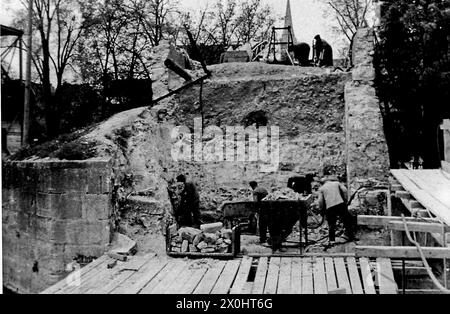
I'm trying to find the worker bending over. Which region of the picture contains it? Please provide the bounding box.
[176,174,201,228]
[317,174,355,245]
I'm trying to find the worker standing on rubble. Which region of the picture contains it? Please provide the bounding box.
[176,174,201,228]
[312,35,333,67]
[317,173,355,245]
[249,181,269,242]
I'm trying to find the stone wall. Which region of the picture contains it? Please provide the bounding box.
[345,28,390,192]
[2,158,113,293]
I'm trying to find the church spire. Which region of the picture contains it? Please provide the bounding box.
[282,0,297,44]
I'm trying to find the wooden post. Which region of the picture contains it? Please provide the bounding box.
[22,0,33,146]
[440,119,450,164]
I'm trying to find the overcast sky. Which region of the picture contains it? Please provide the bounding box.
[1,0,347,49]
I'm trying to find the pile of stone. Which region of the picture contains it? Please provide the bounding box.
[262,188,301,201]
[169,222,233,254]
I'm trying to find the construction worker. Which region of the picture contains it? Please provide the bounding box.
[312,35,333,67]
[176,174,201,228]
[317,173,355,245]
[288,43,311,66]
[249,181,269,242]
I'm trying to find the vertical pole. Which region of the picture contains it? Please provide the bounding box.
[443,225,448,288]
[19,35,23,82]
[22,0,33,146]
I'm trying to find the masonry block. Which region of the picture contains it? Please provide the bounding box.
[82,194,111,221]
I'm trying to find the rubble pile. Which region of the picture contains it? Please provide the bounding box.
[262,188,301,201]
[169,222,234,254]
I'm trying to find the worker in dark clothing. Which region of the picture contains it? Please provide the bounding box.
[288,43,311,66]
[313,35,333,67]
[317,175,355,245]
[176,174,201,228]
[249,181,269,242]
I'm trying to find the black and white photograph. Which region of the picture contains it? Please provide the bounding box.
[1,0,450,299]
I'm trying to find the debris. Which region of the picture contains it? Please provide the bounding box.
[181,240,189,253]
[263,188,301,201]
[193,233,204,246]
[108,252,128,262]
[109,233,137,256]
[168,224,233,255]
[200,222,223,233]
[178,227,202,242]
[203,233,219,245]
[107,260,117,269]
[189,244,199,252]
[197,241,208,250]
[221,229,233,240]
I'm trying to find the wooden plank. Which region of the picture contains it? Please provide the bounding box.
[140,260,185,294]
[346,257,363,294]
[290,257,302,294]
[211,260,241,294]
[387,221,450,233]
[230,257,253,294]
[87,254,154,294]
[391,170,450,226]
[179,267,208,294]
[277,258,292,294]
[355,246,450,259]
[312,258,327,294]
[149,261,189,294]
[264,257,280,294]
[241,282,254,294]
[376,258,398,294]
[194,261,226,294]
[407,170,450,207]
[252,257,268,294]
[301,258,313,294]
[41,255,110,294]
[110,258,168,294]
[165,260,199,294]
[61,257,116,294]
[359,258,376,294]
[357,215,437,227]
[334,258,351,294]
[324,257,337,293]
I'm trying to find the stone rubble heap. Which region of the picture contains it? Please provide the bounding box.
[169,222,233,254]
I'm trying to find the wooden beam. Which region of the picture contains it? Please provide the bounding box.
[355,246,450,259]
[395,191,412,200]
[390,184,404,192]
[387,221,450,234]
[357,215,438,227]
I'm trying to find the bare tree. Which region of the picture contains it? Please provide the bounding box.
[235,0,275,44]
[14,0,89,137]
[324,0,373,42]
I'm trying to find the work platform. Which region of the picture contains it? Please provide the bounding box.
[41,254,397,294]
[390,169,450,228]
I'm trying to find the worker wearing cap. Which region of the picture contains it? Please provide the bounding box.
[317,174,355,245]
[176,174,201,228]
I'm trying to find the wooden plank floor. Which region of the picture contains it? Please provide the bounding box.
[41,255,397,294]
